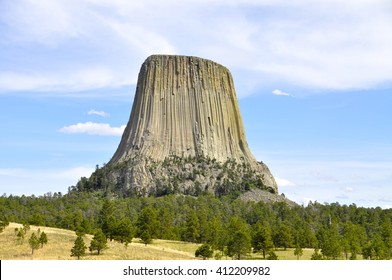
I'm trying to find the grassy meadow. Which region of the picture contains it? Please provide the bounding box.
[0,223,198,260]
[1,223,316,260]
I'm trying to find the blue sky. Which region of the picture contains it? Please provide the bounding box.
[0,0,391,208]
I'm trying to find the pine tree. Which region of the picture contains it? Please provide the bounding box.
[89,229,108,255]
[71,235,87,260]
[136,206,159,245]
[39,231,48,248]
[0,219,9,233]
[113,218,134,244]
[319,224,342,259]
[15,228,25,244]
[23,222,30,234]
[98,199,115,240]
[274,223,293,250]
[294,244,303,260]
[252,223,274,259]
[184,210,200,243]
[28,232,40,255]
[195,244,213,260]
[157,208,176,240]
[342,222,366,260]
[227,231,252,260]
[311,247,324,260]
[205,216,226,254]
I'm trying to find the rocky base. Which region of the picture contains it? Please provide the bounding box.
[101,155,276,198]
[238,188,297,207]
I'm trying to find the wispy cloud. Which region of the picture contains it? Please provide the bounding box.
[59,122,125,136]
[272,89,292,97]
[88,109,109,117]
[1,1,391,95]
[275,177,296,187]
[268,158,392,208]
[0,68,130,93]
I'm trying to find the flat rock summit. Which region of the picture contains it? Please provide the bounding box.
[105,55,278,197]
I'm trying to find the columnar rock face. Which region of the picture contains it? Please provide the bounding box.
[108,55,278,196]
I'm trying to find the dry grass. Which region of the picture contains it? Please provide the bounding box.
[274,248,314,260]
[246,248,313,260]
[1,223,328,260]
[0,223,196,260]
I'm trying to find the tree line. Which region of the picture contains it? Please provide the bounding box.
[1,192,391,259]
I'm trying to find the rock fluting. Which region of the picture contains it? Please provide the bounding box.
[107,55,278,196]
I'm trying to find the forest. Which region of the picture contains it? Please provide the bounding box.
[1,187,391,260]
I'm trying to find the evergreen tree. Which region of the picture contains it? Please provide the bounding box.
[252,222,274,259]
[30,213,44,226]
[15,228,25,244]
[227,231,252,260]
[98,199,115,240]
[195,244,213,260]
[0,216,9,233]
[274,223,293,250]
[136,206,159,245]
[318,224,342,259]
[381,220,392,257]
[28,232,40,255]
[362,235,389,260]
[184,210,200,243]
[23,222,30,234]
[89,229,108,255]
[294,244,303,260]
[205,216,226,253]
[113,218,134,244]
[71,235,87,260]
[39,231,48,248]
[342,222,366,260]
[77,218,92,235]
[311,247,324,260]
[157,208,176,240]
[197,208,209,243]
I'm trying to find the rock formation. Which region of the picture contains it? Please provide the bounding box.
[106,55,278,196]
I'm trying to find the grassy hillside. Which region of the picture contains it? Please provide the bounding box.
[0,223,317,260]
[0,223,198,260]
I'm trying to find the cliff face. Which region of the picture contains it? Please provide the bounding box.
[108,55,278,196]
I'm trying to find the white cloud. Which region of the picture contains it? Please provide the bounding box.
[0,67,130,93]
[275,177,296,187]
[88,109,109,117]
[59,122,125,136]
[272,89,292,96]
[99,17,176,57]
[0,72,56,92]
[267,158,392,208]
[1,0,392,95]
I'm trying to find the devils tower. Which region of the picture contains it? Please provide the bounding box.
[106,55,278,197]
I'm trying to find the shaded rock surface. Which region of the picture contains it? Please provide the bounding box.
[239,189,297,207]
[108,55,278,196]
